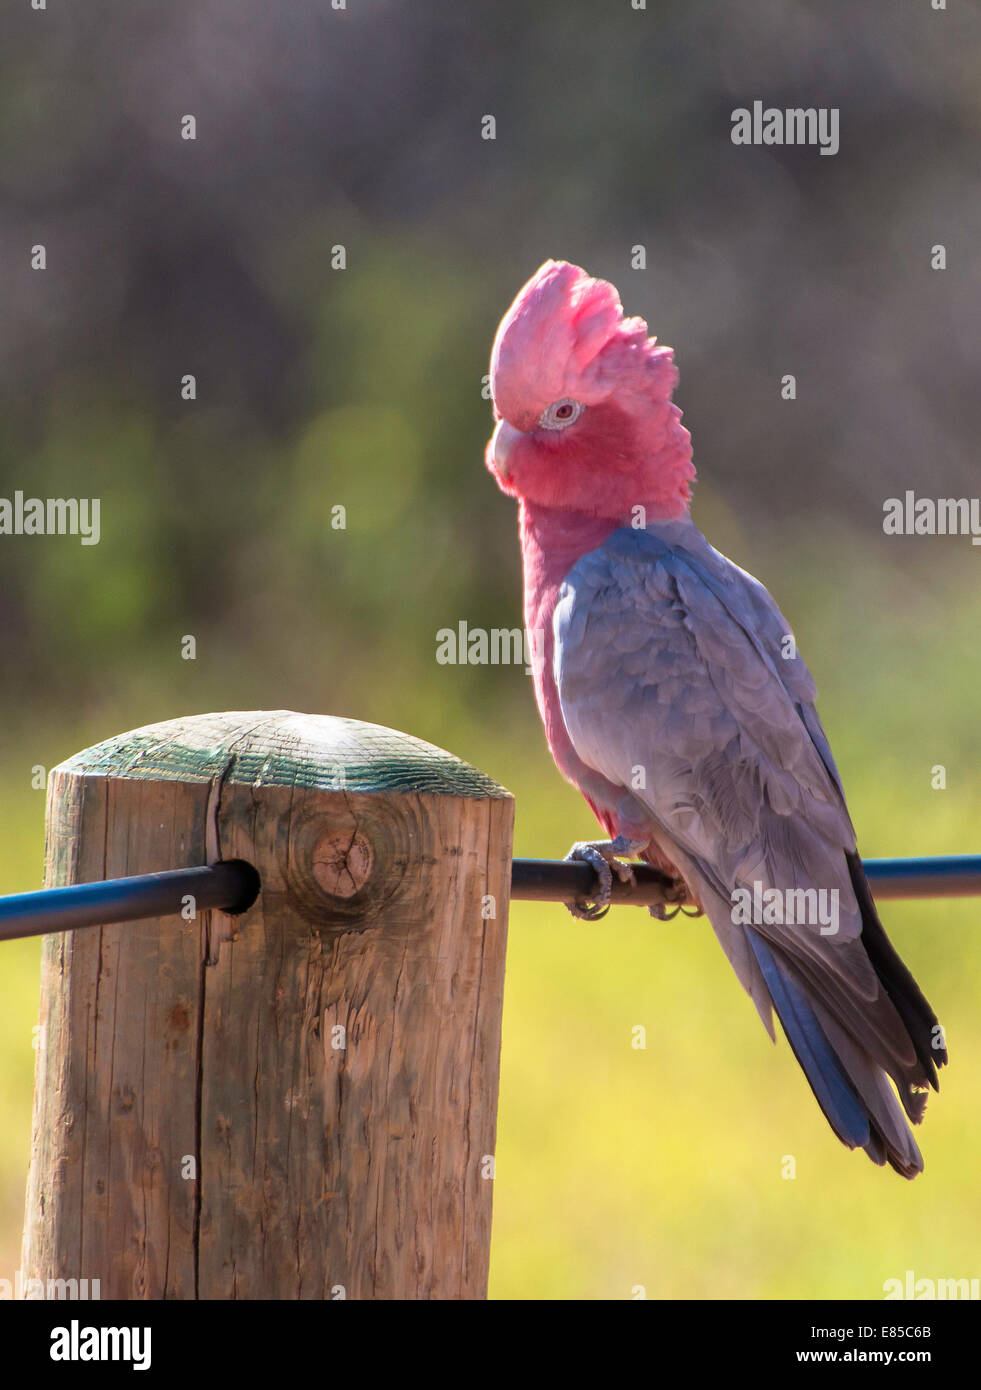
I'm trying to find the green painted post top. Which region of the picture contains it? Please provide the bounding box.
[55,710,512,800]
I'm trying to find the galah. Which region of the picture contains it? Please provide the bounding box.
[484,259,946,1176]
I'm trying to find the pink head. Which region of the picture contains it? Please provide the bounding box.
[485,260,694,520]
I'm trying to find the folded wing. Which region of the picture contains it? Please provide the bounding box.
[553,521,945,1175]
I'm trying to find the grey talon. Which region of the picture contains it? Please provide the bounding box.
[564,838,642,911]
[567,897,611,922]
[563,839,635,919]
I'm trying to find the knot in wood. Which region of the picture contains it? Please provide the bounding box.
[312,831,373,898]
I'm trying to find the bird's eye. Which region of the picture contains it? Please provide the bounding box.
[539,398,583,430]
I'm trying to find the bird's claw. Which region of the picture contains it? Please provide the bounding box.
[649,878,703,921]
[564,841,637,920]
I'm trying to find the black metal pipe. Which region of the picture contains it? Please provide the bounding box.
[0,861,260,944]
[511,858,674,906]
[0,854,977,945]
[508,854,981,908]
[863,855,981,899]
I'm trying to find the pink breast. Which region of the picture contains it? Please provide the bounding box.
[518,500,618,786]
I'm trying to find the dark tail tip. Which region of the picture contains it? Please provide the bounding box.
[846,851,948,1088]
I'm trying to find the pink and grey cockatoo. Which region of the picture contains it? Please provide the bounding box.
[485,260,946,1176]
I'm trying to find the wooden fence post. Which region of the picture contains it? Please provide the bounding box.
[21,710,514,1300]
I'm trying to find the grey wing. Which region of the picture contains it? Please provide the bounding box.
[553,524,938,1170]
[554,525,859,921]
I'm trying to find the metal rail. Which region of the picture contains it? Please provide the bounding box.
[0,855,978,944]
[0,862,260,944]
[510,854,981,907]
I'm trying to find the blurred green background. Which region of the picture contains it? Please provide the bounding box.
[1,0,979,1298]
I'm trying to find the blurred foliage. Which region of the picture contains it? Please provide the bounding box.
[0,0,979,1298]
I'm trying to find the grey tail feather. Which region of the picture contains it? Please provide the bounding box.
[749,926,926,1179]
[810,999,924,1179]
[846,850,948,1088]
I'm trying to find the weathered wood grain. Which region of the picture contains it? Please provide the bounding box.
[21,711,513,1300]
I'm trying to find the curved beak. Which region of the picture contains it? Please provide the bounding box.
[488,418,523,481]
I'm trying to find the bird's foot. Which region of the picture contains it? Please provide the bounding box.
[564,837,645,921]
[649,877,704,921]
